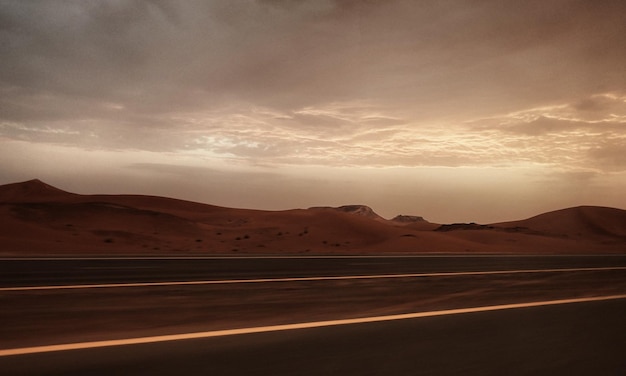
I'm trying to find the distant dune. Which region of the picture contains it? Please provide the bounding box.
[0,179,77,203]
[0,179,624,256]
[495,206,626,239]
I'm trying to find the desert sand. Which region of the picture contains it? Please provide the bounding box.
[0,179,624,256]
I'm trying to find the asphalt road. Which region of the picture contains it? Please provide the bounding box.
[1,298,625,375]
[1,255,626,375]
[2,254,626,286]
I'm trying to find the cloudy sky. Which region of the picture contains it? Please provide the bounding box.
[1,0,625,223]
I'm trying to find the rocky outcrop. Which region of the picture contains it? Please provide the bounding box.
[391,215,426,223]
[310,205,387,221]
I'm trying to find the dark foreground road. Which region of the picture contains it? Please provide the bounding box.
[1,298,625,375]
[1,255,625,374]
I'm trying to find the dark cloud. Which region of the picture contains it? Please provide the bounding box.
[588,140,626,170]
[572,95,626,118]
[0,0,625,196]
[2,0,624,121]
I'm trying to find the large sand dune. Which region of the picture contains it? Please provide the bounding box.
[0,179,624,255]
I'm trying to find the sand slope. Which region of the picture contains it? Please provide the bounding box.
[0,179,78,203]
[0,180,624,255]
[495,206,626,239]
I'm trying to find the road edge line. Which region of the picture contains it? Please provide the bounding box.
[3,266,626,291]
[2,294,626,357]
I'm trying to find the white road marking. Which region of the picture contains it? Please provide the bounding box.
[2,255,490,260]
[2,266,625,292]
[3,254,625,260]
[1,294,625,357]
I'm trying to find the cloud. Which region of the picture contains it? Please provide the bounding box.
[0,0,625,173]
[3,0,625,114]
[457,92,626,171]
[588,139,626,170]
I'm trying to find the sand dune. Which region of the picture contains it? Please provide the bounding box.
[0,179,624,255]
[495,206,626,239]
[0,179,78,203]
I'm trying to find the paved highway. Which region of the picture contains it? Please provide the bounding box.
[1,255,625,374]
[1,298,625,375]
[2,255,626,286]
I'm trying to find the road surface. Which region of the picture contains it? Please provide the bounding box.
[2,254,626,286]
[1,255,625,374]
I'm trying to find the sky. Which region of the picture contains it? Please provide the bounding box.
[1,0,625,223]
